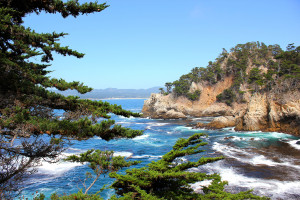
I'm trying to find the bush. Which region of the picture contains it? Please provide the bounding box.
[216,89,236,106]
[187,90,201,101]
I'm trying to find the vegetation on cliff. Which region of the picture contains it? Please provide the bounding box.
[164,42,299,104]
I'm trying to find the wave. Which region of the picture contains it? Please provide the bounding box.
[222,136,264,141]
[175,126,200,132]
[35,151,85,177]
[222,127,236,132]
[286,139,300,150]
[113,151,133,157]
[131,155,162,159]
[132,134,150,140]
[36,160,82,176]
[190,180,213,193]
[212,142,300,169]
[195,161,300,199]
[191,117,215,121]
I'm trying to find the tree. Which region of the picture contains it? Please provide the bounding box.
[110,133,267,200]
[0,1,143,198]
[165,82,173,94]
[64,149,140,195]
[159,87,165,95]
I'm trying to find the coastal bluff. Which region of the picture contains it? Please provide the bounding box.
[142,90,300,136]
[142,42,300,136]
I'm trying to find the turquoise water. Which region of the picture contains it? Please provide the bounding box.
[20,99,300,199]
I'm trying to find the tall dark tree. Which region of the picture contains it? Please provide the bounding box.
[165,82,173,94]
[0,1,142,198]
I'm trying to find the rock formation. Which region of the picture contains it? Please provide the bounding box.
[142,42,300,136]
[142,76,234,118]
[143,91,300,136]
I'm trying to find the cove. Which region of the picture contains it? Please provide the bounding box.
[20,99,300,199]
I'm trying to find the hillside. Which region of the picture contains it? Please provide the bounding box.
[53,87,161,99]
[142,42,300,135]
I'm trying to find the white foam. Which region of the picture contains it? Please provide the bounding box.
[148,122,170,126]
[212,142,300,169]
[132,155,162,159]
[287,140,300,150]
[191,117,215,121]
[231,136,244,141]
[113,151,133,157]
[190,180,213,192]
[172,157,188,165]
[250,155,277,166]
[212,142,252,158]
[175,126,199,132]
[116,121,131,124]
[222,136,264,141]
[222,127,236,132]
[132,134,150,140]
[266,131,293,139]
[145,122,170,130]
[35,152,83,176]
[198,161,300,199]
[36,160,82,176]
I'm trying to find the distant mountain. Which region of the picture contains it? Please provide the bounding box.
[52,87,161,99]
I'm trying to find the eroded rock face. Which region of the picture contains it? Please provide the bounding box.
[142,79,300,136]
[196,116,236,129]
[142,93,187,119]
[237,93,269,131]
[142,76,234,118]
[235,93,300,136]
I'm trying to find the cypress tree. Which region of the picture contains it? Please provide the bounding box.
[0,1,142,198]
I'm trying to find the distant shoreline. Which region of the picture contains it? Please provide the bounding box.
[85,97,148,100]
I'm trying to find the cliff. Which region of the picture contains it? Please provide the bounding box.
[142,42,300,136]
[142,76,237,118]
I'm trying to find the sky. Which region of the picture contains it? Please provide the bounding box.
[23,0,300,89]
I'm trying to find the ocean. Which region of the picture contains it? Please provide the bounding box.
[20,99,300,199]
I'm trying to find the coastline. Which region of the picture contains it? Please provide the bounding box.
[85,97,149,100]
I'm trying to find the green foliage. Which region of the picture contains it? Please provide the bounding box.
[168,41,299,106]
[159,87,168,95]
[65,149,140,195]
[48,191,103,200]
[110,133,267,200]
[0,1,144,198]
[187,89,201,101]
[165,82,173,94]
[172,78,191,97]
[216,89,236,106]
[275,43,300,79]
[248,67,264,91]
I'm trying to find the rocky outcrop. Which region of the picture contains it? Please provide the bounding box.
[142,93,188,119]
[196,116,236,129]
[236,95,300,135]
[235,93,269,131]
[141,42,300,136]
[142,76,234,118]
[142,90,300,136]
[195,92,300,135]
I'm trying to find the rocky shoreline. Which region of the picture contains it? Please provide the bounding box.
[142,89,300,136]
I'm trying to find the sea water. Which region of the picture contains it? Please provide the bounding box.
[19,99,300,199]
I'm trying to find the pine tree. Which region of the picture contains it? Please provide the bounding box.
[0,1,142,198]
[110,133,268,200]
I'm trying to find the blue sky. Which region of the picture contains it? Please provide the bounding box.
[24,0,300,89]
